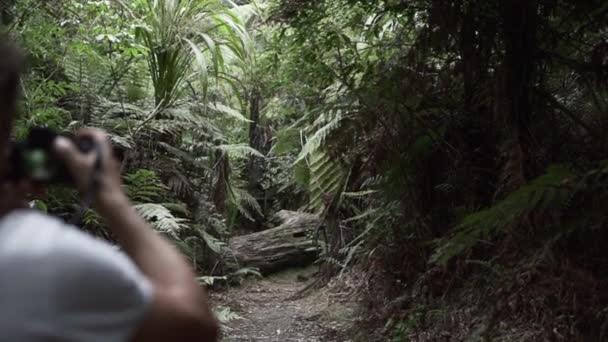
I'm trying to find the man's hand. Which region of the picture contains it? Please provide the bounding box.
[54,127,219,341]
[53,128,125,213]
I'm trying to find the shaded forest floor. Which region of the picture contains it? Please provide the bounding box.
[212,266,359,341]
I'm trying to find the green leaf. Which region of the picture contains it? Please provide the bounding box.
[198,32,219,77]
[184,38,209,100]
[32,200,48,213]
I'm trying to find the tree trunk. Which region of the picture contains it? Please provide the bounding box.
[494,0,539,198]
[500,0,538,141]
[212,149,230,216]
[226,211,321,275]
[246,86,270,231]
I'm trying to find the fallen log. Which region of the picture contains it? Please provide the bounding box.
[226,210,321,275]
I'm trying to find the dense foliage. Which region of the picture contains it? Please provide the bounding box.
[3,0,608,340]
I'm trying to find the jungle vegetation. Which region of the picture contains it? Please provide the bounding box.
[2,0,608,340]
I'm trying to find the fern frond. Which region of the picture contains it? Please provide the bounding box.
[189,223,227,254]
[294,110,344,164]
[430,164,574,265]
[209,102,251,122]
[134,203,188,238]
[64,48,110,94]
[213,306,242,331]
[307,150,349,213]
[229,186,263,221]
[167,170,194,197]
[214,144,265,159]
[197,275,227,286]
[160,202,191,216]
[124,169,168,203]
[109,134,135,149]
[338,239,364,277]
[148,119,183,136]
[230,267,262,278]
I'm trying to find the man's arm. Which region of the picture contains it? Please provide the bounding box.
[55,129,219,342]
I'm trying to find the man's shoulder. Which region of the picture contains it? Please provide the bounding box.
[0,209,64,232]
[0,209,103,255]
[0,209,71,258]
[0,211,153,341]
[0,209,127,276]
[0,209,152,302]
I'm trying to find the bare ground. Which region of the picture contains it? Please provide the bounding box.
[212,267,358,342]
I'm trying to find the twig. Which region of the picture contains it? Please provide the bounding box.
[132,100,165,136]
[114,0,136,19]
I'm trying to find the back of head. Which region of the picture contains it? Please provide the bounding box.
[0,39,23,173]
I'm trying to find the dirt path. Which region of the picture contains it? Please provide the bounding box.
[212,267,357,342]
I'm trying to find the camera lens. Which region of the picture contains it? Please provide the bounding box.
[24,149,52,182]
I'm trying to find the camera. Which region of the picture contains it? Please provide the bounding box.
[6,127,95,185]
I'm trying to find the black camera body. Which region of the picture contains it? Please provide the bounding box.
[7,127,95,185]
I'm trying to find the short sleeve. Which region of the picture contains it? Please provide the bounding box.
[47,221,154,342]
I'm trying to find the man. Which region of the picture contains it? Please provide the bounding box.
[0,42,219,340]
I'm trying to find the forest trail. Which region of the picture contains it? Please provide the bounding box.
[212,267,358,342]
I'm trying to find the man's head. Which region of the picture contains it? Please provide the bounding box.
[0,39,28,215]
[0,39,23,159]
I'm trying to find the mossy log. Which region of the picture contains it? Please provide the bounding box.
[227,210,321,275]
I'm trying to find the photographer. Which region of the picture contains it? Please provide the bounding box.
[0,42,219,341]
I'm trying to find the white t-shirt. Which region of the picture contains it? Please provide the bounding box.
[0,210,153,341]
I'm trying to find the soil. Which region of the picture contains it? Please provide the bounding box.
[212,266,358,342]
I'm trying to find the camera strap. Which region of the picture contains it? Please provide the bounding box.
[69,144,103,226]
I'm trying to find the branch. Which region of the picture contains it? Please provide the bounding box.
[540,49,608,74]
[535,88,597,138]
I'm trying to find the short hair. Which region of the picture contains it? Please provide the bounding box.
[0,39,23,145]
[0,39,22,110]
[0,39,23,176]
